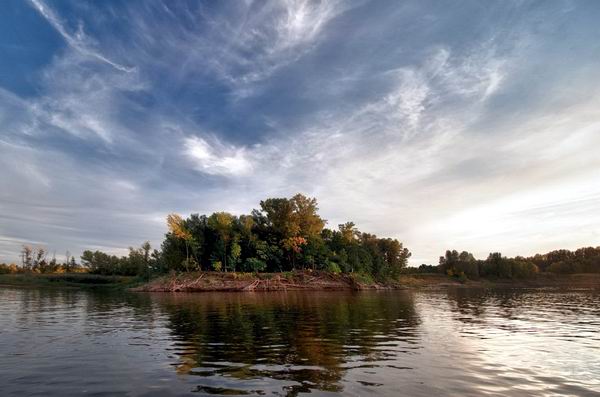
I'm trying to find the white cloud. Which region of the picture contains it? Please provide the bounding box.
[184,136,253,177]
[275,0,344,51]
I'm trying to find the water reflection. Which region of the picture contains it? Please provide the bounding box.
[153,291,421,395]
[1,287,599,396]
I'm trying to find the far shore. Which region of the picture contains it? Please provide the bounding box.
[1,271,599,292]
[0,273,140,289]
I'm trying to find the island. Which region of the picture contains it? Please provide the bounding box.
[1,194,599,291]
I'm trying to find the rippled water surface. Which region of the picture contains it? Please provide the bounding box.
[1,287,599,396]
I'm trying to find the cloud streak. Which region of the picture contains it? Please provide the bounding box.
[28,0,135,73]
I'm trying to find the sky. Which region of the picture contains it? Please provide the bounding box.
[1,0,600,265]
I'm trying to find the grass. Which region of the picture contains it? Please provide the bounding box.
[351,272,375,285]
[0,273,141,289]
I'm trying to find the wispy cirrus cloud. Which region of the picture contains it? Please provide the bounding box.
[202,0,351,89]
[28,0,135,73]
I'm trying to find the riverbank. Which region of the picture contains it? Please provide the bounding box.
[132,271,600,292]
[132,270,398,292]
[2,271,598,292]
[399,272,600,289]
[0,273,141,289]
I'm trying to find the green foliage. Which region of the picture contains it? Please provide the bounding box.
[229,241,242,272]
[326,261,342,274]
[65,194,411,279]
[436,249,548,280]
[439,250,479,279]
[154,193,411,279]
[0,273,138,288]
[81,242,156,276]
[352,271,374,285]
[182,258,199,272]
[403,264,438,274]
[242,257,266,273]
[511,260,539,278]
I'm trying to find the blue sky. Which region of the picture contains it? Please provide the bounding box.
[1,0,600,265]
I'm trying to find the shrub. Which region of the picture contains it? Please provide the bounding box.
[242,258,267,273]
[352,271,374,285]
[326,261,342,274]
[511,261,538,278]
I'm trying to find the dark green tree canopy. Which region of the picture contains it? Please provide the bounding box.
[155,193,409,279]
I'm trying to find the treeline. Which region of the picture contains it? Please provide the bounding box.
[433,246,600,279]
[80,242,158,276]
[82,194,411,280]
[6,194,598,282]
[0,246,81,274]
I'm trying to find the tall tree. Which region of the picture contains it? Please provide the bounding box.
[291,194,325,238]
[208,212,235,271]
[167,213,196,271]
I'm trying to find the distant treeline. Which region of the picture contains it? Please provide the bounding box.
[408,247,600,280]
[0,246,81,275]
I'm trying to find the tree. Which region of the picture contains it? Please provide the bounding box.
[155,193,413,278]
[229,241,242,272]
[208,212,235,271]
[142,241,151,263]
[291,194,325,238]
[69,257,78,272]
[34,248,47,273]
[259,197,299,240]
[283,236,307,269]
[483,252,511,278]
[21,246,33,271]
[439,250,478,278]
[339,222,359,243]
[167,213,196,271]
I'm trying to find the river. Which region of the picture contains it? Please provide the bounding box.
[0,287,599,396]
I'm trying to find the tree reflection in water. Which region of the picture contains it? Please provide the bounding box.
[151,291,421,395]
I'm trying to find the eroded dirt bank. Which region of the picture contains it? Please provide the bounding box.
[132,270,400,292]
[133,271,600,292]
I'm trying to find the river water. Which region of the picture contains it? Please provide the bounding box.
[0,287,599,396]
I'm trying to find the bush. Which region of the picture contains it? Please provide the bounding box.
[511,261,538,278]
[352,271,374,285]
[0,263,19,274]
[326,261,342,274]
[242,258,267,273]
[548,261,574,274]
[212,261,222,272]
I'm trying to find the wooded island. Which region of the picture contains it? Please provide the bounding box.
[1,194,599,290]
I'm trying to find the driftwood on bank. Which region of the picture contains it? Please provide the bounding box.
[132,270,398,292]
